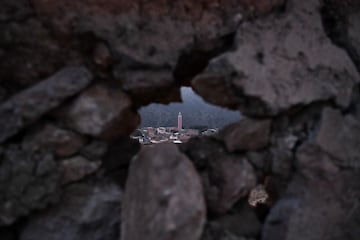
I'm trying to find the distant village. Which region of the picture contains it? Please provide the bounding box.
[131,112,218,144]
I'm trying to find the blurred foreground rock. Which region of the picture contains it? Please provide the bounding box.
[122,144,206,240]
[0,67,93,143]
[20,182,122,240]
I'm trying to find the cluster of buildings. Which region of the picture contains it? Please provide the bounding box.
[131,112,218,144]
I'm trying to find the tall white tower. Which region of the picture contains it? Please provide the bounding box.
[178,112,182,131]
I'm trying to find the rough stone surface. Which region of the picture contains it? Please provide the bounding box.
[22,124,87,158]
[61,156,101,184]
[193,0,360,116]
[20,182,122,240]
[181,138,256,214]
[204,155,257,214]
[80,140,108,161]
[315,107,360,168]
[263,108,360,240]
[0,146,61,226]
[122,144,206,240]
[62,85,139,139]
[0,67,93,143]
[217,118,272,152]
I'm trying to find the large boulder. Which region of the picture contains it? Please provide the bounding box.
[122,144,206,240]
[193,0,359,116]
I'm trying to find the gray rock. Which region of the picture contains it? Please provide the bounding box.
[263,108,360,240]
[122,144,206,240]
[61,156,101,184]
[62,84,139,139]
[181,137,257,214]
[22,124,87,158]
[204,155,257,214]
[193,0,359,116]
[0,67,93,143]
[315,107,360,169]
[0,146,61,226]
[20,182,122,240]
[217,118,272,152]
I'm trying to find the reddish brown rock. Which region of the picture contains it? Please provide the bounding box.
[61,156,101,184]
[122,144,206,240]
[62,85,139,139]
[217,118,272,152]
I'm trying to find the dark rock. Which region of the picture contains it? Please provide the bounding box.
[62,84,139,139]
[20,182,122,240]
[80,140,108,161]
[103,137,140,187]
[217,118,272,152]
[0,67,93,143]
[314,107,360,169]
[181,137,257,214]
[193,0,359,116]
[22,124,87,158]
[0,146,61,226]
[122,144,206,240]
[204,155,257,214]
[215,203,261,238]
[61,156,101,184]
[0,0,32,22]
[263,109,360,240]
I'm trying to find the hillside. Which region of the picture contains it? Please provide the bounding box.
[139,87,241,128]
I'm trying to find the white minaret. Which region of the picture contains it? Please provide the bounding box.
[178,112,182,131]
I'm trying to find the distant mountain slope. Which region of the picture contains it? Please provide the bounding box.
[139,87,241,128]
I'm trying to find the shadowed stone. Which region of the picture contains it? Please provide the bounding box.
[0,67,93,143]
[122,144,206,240]
[20,182,122,240]
[217,118,272,152]
[62,85,139,139]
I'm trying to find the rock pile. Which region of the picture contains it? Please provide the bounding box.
[0,0,359,240]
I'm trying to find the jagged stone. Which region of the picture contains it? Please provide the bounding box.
[263,108,360,240]
[0,67,93,143]
[0,145,61,226]
[204,155,257,214]
[217,118,272,152]
[20,182,122,240]
[315,107,360,169]
[62,84,139,139]
[181,137,257,214]
[122,144,206,240]
[61,156,101,184]
[22,124,87,158]
[193,0,359,116]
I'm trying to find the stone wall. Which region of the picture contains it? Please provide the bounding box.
[0,0,359,240]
